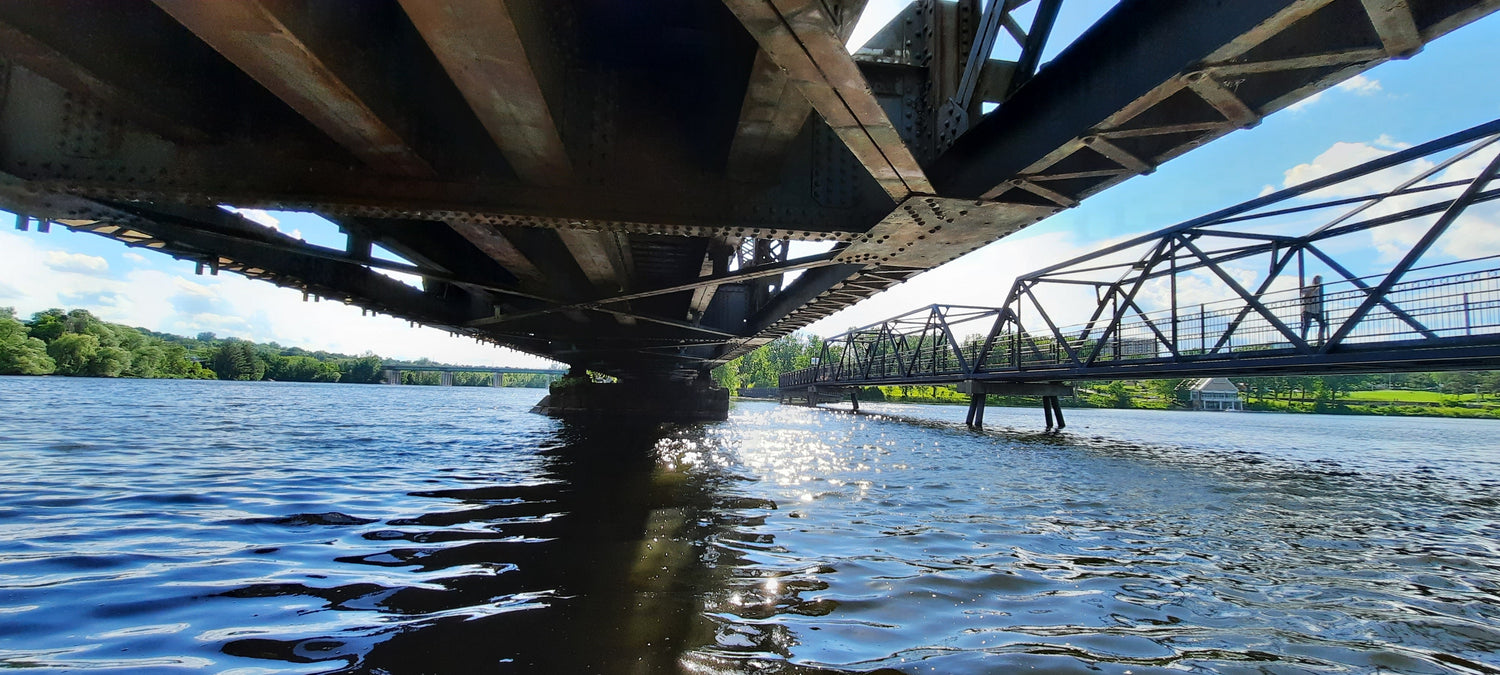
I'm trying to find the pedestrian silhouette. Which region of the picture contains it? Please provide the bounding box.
[1300,274,1326,345]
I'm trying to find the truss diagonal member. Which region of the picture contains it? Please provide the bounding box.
[975,308,1016,372]
[151,0,434,178]
[729,1,865,183]
[1304,244,1436,339]
[1006,0,1063,97]
[722,0,933,200]
[906,311,935,378]
[1124,298,1179,359]
[885,327,908,379]
[1312,134,1500,237]
[1210,247,1299,354]
[1019,119,1500,286]
[1081,240,1169,366]
[1177,235,1310,353]
[935,308,974,376]
[728,51,816,183]
[1022,285,1082,367]
[1322,148,1500,351]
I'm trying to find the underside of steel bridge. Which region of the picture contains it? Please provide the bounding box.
[2,0,1497,394]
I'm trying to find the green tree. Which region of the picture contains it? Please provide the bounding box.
[26,309,66,343]
[712,358,742,394]
[87,345,131,377]
[0,310,56,375]
[48,332,100,375]
[1103,380,1131,408]
[337,355,384,384]
[212,342,265,381]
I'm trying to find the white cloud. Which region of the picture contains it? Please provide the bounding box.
[1337,74,1383,96]
[121,251,149,264]
[1273,134,1500,265]
[802,227,1143,337]
[228,207,280,229]
[1286,75,1383,112]
[1286,90,1324,112]
[43,251,110,276]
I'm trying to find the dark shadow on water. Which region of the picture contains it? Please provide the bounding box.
[215,420,732,673]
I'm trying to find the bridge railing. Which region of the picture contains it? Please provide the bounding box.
[782,119,1500,390]
[781,263,1500,389]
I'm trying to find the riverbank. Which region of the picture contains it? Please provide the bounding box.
[778,385,1500,420]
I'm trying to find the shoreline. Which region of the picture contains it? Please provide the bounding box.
[734,394,1500,420]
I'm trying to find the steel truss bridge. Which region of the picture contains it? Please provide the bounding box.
[2,0,1498,386]
[779,118,1500,419]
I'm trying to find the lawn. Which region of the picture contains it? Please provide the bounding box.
[1345,389,1491,404]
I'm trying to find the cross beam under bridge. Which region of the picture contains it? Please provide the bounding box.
[780,117,1500,428]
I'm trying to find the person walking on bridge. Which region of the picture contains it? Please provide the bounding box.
[1300,274,1326,346]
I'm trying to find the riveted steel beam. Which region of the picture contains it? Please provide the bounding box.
[151,0,434,177]
[397,0,572,186]
[722,0,931,200]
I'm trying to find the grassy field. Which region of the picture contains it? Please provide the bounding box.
[1345,389,1492,404]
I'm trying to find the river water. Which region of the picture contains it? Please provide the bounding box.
[0,378,1497,674]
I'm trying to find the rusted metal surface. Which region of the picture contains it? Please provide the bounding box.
[151,0,434,177]
[726,51,813,182]
[722,0,933,200]
[397,0,572,186]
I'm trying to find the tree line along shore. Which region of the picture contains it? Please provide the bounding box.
[714,334,1500,420]
[0,307,555,387]
[5,309,1491,416]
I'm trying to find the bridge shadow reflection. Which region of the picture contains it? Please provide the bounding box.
[215,420,737,673]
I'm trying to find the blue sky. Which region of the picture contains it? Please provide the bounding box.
[3,4,1499,363]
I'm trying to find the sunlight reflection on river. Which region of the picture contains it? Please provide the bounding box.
[0,378,1496,673]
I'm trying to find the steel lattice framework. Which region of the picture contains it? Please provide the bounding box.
[782,117,1500,390]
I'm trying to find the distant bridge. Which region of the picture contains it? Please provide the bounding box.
[781,118,1500,429]
[381,365,565,386]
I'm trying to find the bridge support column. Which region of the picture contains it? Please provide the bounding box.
[1044,395,1066,432]
[964,380,987,429]
[440,371,454,386]
[850,390,859,412]
[960,381,1074,430]
[493,372,503,387]
[531,369,728,422]
[384,369,401,385]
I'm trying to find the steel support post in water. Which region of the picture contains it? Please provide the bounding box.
[1044,395,1066,432]
[965,380,988,430]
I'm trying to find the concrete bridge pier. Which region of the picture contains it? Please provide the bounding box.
[532,368,729,422]
[384,369,401,385]
[493,372,503,387]
[440,371,454,386]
